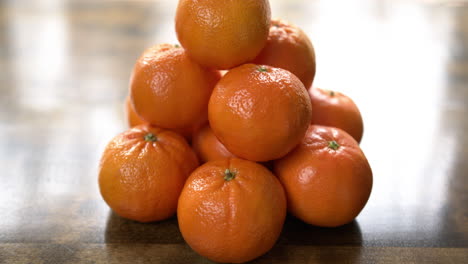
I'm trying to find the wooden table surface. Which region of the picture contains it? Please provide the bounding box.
[1,0,467,263]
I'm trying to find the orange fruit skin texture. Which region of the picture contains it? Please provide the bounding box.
[178,158,286,263]
[125,96,146,127]
[125,96,199,141]
[130,44,220,131]
[253,19,316,88]
[98,124,199,223]
[191,124,236,163]
[274,125,373,227]
[309,87,364,143]
[208,64,312,162]
[175,0,271,70]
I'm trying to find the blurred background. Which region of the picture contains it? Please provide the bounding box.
[0,0,467,262]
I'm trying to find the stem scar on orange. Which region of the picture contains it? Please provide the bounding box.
[177,158,286,263]
[98,124,199,223]
[274,125,373,227]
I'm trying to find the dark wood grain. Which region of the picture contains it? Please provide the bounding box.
[1,244,467,264]
[1,0,467,263]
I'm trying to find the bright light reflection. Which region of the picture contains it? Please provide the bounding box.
[8,2,68,112]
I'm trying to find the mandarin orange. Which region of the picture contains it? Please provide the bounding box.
[191,124,236,163]
[253,18,316,88]
[178,158,286,263]
[98,124,198,222]
[130,44,220,131]
[274,125,372,227]
[309,87,364,142]
[175,0,271,69]
[208,64,312,162]
[124,95,197,141]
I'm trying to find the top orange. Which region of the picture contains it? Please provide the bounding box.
[175,0,271,70]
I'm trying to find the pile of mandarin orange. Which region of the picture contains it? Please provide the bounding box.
[98,0,372,263]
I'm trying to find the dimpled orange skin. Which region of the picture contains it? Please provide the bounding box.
[208,64,312,162]
[309,87,364,143]
[274,125,372,227]
[175,0,271,69]
[191,124,236,163]
[253,19,316,88]
[98,124,199,223]
[124,96,197,141]
[130,44,220,130]
[177,158,286,263]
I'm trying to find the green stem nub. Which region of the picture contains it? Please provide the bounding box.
[328,140,340,150]
[144,133,157,142]
[329,91,335,97]
[258,66,268,72]
[224,169,237,181]
[174,44,180,48]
